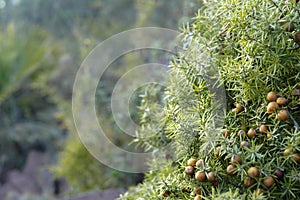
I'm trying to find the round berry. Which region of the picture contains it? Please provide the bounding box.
[284,148,292,156]
[247,128,256,139]
[291,89,300,96]
[231,155,242,164]
[222,130,230,138]
[259,125,268,134]
[185,166,194,175]
[291,153,300,163]
[235,103,244,112]
[263,176,275,188]
[187,158,197,166]
[226,164,236,175]
[267,102,278,113]
[196,159,204,168]
[240,141,249,148]
[161,190,170,197]
[195,171,206,182]
[247,167,259,178]
[244,177,255,187]
[194,187,201,195]
[194,194,202,200]
[294,32,300,45]
[277,110,289,121]
[207,171,216,182]
[276,97,288,106]
[285,23,295,32]
[267,92,277,102]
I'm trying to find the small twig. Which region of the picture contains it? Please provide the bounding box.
[287,108,299,132]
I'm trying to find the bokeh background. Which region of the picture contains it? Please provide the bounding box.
[0,0,201,199]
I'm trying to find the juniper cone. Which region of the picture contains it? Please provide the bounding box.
[119,0,300,199]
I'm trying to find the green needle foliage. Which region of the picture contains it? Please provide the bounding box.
[120,0,300,199]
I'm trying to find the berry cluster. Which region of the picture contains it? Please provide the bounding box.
[184,158,219,199]
[185,86,300,200]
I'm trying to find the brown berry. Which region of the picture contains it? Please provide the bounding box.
[235,103,244,112]
[292,89,300,96]
[295,32,300,45]
[223,130,230,138]
[161,190,170,197]
[231,155,242,164]
[195,171,206,182]
[194,187,201,195]
[207,172,216,182]
[267,92,277,102]
[247,167,259,178]
[181,187,189,193]
[284,148,292,156]
[247,128,256,139]
[291,153,300,162]
[263,176,275,187]
[185,166,194,175]
[244,177,255,187]
[286,23,295,32]
[259,125,268,134]
[226,164,236,175]
[240,141,249,148]
[267,102,278,113]
[276,97,287,106]
[187,158,197,166]
[194,194,202,200]
[196,159,203,168]
[277,110,289,121]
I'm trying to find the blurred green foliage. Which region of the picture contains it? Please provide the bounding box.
[50,0,202,193]
[0,23,63,184]
[54,132,144,193]
[0,0,203,195]
[0,24,52,103]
